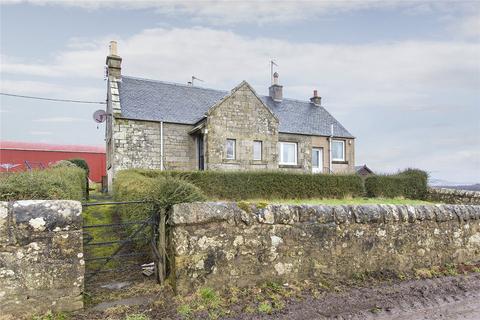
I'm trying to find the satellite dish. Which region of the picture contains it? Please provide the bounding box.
[93,110,107,123]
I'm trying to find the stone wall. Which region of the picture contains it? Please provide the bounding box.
[427,188,480,205]
[169,202,480,294]
[206,82,279,171]
[112,118,162,175]
[109,119,196,185]
[163,123,196,171]
[0,200,84,318]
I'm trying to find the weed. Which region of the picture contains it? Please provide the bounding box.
[177,304,192,318]
[125,314,150,320]
[444,263,458,276]
[237,201,252,213]
[244,305,256,314]
[473,267,480,273]
[264,281,282,292]
[370,306,383,314]
[258,301,273,314]
[198,287,221,307]
[32,311,69,320]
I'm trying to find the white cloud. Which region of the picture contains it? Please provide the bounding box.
[452,13,480,39]
[30,130,52,135]
[32,117,88,123]
[0,79,104,100]
[2,27,478,108]
[2,0,473,25]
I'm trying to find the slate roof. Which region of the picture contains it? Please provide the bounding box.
[119,76,354,138]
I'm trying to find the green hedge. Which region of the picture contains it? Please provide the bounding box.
[364,169,428,199]
[68,158,90,199]
[0,166,87,201]
[124,169,365,200]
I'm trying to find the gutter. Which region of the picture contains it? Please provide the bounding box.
[160,121,164,171]
[329,124,333,174]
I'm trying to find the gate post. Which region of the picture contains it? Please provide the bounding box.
[156,207,167,284]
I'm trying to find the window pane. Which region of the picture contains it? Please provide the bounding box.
[280,142,296,164]
[253,141,262,160]
[226,139,235,159]
[312,150,319,167]
[332,141,344,160]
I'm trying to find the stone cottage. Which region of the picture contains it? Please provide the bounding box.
[105,41,355,189]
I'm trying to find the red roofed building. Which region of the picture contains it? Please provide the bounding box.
[0,141,106,182]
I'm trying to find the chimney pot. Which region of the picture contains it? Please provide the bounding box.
[109,41,118,56]
[106,41,122,78]
[269,72,283,102]
[310,89,321,106]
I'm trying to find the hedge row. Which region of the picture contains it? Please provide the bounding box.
[0,166,87,201]
[364,169,428,199]
[128,169,365,200]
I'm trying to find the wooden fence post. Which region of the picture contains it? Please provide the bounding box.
[157,208,167,284]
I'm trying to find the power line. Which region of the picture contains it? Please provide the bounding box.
[0,92,106,105]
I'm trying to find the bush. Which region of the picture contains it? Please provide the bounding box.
[364,169,428,199]
[0,166,86,201]
[68,158,90,175]
[68,158,90,199]
[124,169,365,200]
[113,170,206,221]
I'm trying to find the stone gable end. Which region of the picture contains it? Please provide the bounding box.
[205,82,279,170]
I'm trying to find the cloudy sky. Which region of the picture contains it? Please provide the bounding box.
[1,0,479,184]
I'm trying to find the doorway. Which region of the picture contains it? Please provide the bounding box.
[312,147,323,173]
[197,135,205,170]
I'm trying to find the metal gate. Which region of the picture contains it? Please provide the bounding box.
[82,201,166,284]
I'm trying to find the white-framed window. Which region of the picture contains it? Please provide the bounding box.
[226,139,236,159]
[332,140,345,161]
[279,142,297,165]
[253,140,262,161]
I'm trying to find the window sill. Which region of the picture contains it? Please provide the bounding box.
[223,159,240,164]
[279,164,302,169]
[332,160,348,164]
[250,160,267,165]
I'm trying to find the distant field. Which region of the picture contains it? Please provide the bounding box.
[245,198,437,205]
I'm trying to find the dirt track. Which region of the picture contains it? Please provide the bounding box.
[257,273,480,320]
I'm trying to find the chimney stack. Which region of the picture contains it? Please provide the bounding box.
[106,40,122,78]
[269,72,283,102]
[310,90,321,106]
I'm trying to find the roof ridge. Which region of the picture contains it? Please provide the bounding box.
[123,75,320,105]
[122,75,229,93]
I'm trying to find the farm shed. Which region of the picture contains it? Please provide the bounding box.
[0,140,106,182]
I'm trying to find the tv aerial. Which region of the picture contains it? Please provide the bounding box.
[188,76,204,86]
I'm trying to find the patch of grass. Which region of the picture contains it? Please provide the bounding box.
[258,301,273,314]
[177,304,192,318]
[175,287,227,319]
[125,314,150,320]
[82,204,119,271]
[444,263,459,276]
[32,311,69,320]
[198,287,222,308]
